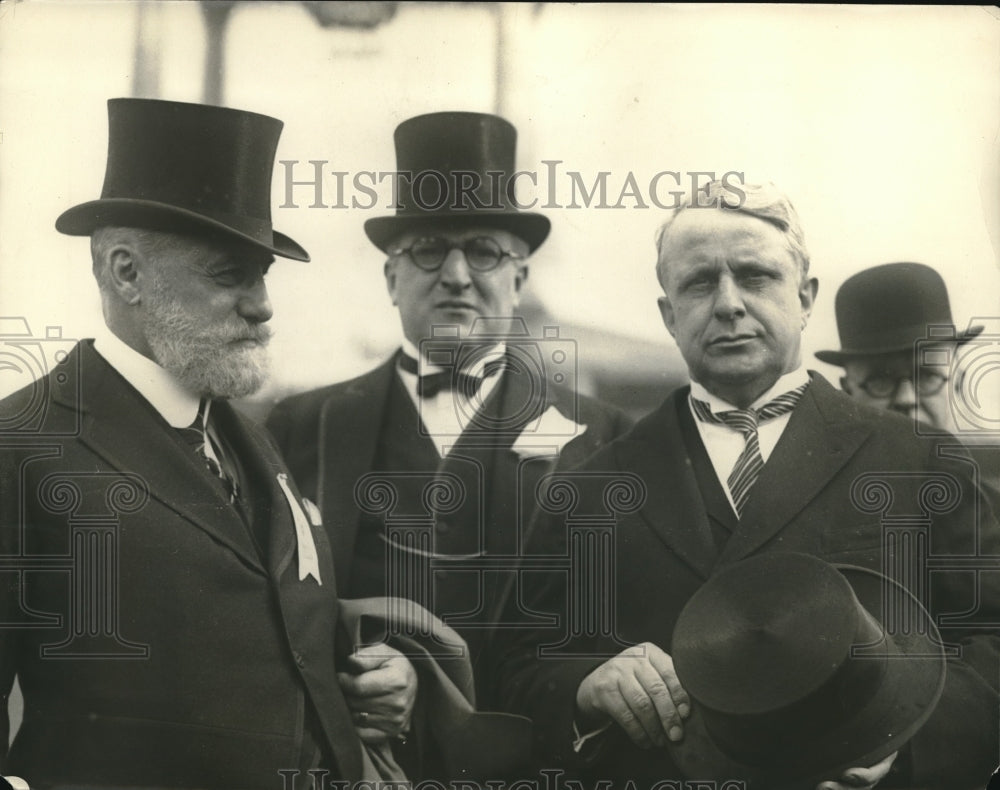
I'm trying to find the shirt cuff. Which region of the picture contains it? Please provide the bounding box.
[572,719,613,753]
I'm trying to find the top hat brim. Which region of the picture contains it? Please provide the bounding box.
[55,199,310,262]
[667,563,946,789]
[363,211,551,255]
[815,324,984,366]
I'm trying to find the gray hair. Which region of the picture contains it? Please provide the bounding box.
[653,180,810,289]
[90,226,176,290]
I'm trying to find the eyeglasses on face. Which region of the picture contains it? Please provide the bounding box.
[857,370,948,398]
[388,236,525,273]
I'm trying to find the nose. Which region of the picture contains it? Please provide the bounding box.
[713,275,746,320]
[438,247,472,291]
[238,277,273,324]
[891,377,917,409]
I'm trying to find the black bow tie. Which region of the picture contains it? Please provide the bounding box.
[399,354,504,399]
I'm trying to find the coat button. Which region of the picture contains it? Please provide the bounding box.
[294,652,305,668]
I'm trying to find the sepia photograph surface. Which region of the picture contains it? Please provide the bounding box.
[1,2,999,788]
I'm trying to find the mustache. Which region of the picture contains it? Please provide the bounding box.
[229,322,272,344]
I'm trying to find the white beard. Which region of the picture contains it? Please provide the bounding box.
[143,280,272,399]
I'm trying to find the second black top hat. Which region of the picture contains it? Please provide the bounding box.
[363,112,550,254]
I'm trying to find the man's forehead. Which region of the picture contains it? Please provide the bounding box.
[660,209,795,276]
[672,208,785,242]
[660,208,794,264]
[158,231,274,268]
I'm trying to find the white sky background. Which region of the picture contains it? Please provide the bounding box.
[1,1,998,407]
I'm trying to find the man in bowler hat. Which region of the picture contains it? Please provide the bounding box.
[815,262,984,434]
[267,112,631,710]
[0,98,417,787]
[494,181,1000,789]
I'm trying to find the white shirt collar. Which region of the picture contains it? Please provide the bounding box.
[92,331,201,428]
[690,367,810,414]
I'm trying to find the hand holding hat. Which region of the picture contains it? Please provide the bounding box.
[667,552,945,790]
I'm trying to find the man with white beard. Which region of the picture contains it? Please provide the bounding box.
[0,99,416,788]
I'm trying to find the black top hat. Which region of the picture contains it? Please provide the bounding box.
[668,552,945,789]
[363,112,550,254]
[56,98,309,261]
[815,262,982,365]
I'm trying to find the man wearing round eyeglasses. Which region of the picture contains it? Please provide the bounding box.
[815,262,981,433]
[384,229,530,352]
[267,112,631,724]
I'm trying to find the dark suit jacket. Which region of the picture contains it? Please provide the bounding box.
[0,341,363,788]
[496,374,1000,790]
[267,351,633,705]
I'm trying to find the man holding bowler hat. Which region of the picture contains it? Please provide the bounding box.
[267,112,631,710]
[0,98,416,788]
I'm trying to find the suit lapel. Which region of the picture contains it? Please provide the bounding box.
[317,355,398,592]
[616,391,719,579]
[719,374,874,564]
[212,400,298,578]
[443,358,555,548]
[66,342,264,572]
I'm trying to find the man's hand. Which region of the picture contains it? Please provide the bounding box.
[815,751,898,790]
[575,642,690,749]
[338,643,417,745]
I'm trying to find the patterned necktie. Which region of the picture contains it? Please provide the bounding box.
[691,384,808,516]
[178,399,240,504]
[399,354,504,399]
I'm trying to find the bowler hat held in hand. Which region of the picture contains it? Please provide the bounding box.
[668,552,945,789]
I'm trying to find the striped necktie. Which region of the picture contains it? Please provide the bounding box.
[178,399,240,504]
[690,384,808,517]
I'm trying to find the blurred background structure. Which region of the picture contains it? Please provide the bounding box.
[1,2,998,424]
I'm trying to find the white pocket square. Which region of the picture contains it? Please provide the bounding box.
[511,406,586,459]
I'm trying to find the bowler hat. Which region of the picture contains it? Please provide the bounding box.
[668,552,945,789]
[363,112,550,253]
[56,98,309,261]
[815,262,982,365]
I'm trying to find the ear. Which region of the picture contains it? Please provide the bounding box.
[658,295,677,338]
[384,258,399,306]
[510,263,529,309]
[799,276,819,326]
[106,244,143,306]
[514,263,529,292]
